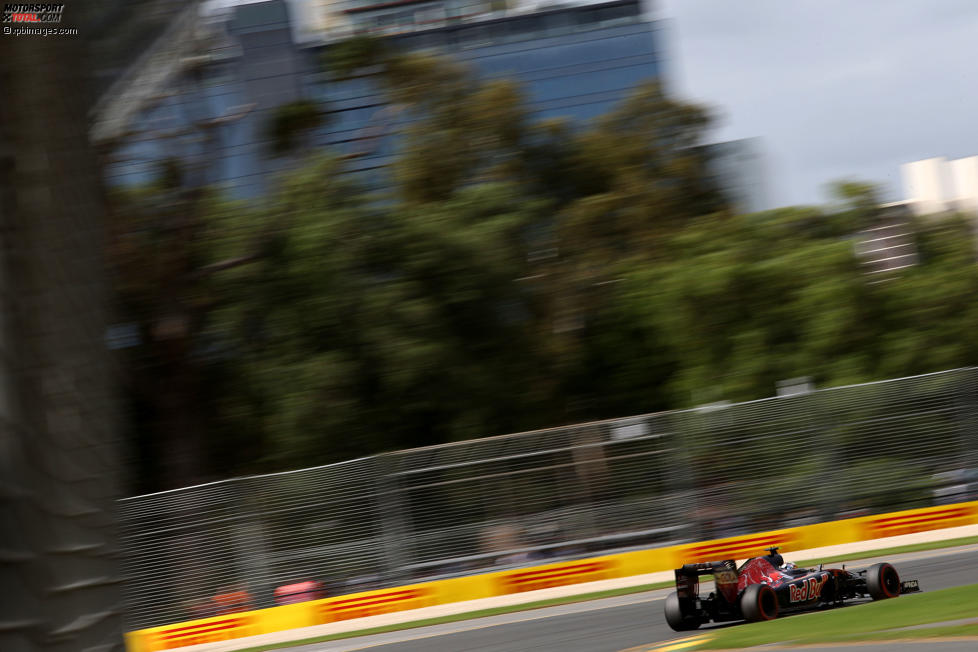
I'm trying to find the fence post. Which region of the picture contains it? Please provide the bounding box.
[375,454,411,586]
[569,424,604,540]
[955,368,978,471]
[811,387,844,523]
[232,478,273,608]
[666,409,702,542]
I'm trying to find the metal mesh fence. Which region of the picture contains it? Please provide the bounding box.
[119,367,978,629]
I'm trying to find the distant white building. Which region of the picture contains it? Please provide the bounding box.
[854,218,918,279]
[949,156,978,214]
[899,156,978,217]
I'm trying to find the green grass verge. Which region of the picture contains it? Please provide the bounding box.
[850,623,978,642]
[699,584,978,649]
[234,536,978,652]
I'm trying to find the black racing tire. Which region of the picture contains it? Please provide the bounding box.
[741,583,779,623]
[664,591,702,631]
[866,562,901,600]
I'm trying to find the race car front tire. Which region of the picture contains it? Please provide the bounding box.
[866,563,901,600]
[664,591,701,631]
[741,583,778,622]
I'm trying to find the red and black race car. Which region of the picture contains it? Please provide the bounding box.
[664,547,921,631]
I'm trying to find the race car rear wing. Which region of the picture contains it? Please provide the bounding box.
[674,559,740,603]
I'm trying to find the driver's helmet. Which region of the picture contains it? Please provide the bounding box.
[783,562,797,571]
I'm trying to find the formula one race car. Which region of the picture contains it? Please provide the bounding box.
[664,547,921,630]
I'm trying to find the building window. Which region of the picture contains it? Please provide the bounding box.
[461,25,493,47]
[415,5,445,26]
[507,17,537,39]
[541,12,574,36]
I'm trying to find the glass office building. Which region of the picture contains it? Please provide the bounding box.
[100,0,303,199]
[102,0,663,199]
[313,0,663,187]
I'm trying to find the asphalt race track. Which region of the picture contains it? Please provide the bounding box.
[282,545,978,652]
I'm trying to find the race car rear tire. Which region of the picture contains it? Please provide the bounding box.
[741,583,778,622]
[664,592,701,631]
[866,563,901,600]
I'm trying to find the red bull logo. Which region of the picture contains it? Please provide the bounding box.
[788,575,827,603]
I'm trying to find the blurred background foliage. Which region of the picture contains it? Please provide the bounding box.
[265,100,326,156]
[107,47,978,493]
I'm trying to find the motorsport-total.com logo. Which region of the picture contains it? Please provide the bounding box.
[2,3,78,36]
[2,3,64,23]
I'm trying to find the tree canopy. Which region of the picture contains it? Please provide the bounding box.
[107,48,978,492]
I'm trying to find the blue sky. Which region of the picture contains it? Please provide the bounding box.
[656,0,978,207]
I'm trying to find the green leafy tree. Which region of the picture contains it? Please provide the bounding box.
[606,209,887,405]
[828,179,883,233]
[874,214,978,376]
[112,42,978,492]
[208,158,558,464]
[265,100,326,157]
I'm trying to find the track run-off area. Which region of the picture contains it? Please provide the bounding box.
[270,544,978,652]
